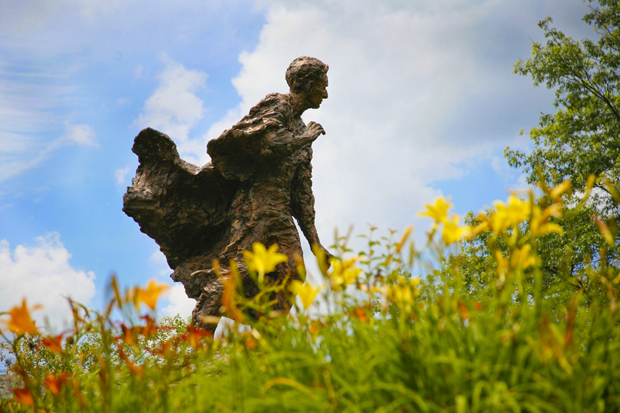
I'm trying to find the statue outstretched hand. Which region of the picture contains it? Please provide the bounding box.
[304,121,325,141]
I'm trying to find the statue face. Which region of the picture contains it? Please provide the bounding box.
[306,76,328,109]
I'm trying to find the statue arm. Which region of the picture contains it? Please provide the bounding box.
[243,119,324,160]
[232,95,325,159]
[291,152,332,261]
[207,94,324,181]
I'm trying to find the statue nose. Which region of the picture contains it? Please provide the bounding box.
[323,90,328,99]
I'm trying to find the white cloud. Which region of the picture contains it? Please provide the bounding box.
[160,283,196,319]
[0,59,98,181]
[149,249,173,278]
[114,165,131,186]
[134,65,144,78]
[133,55,208,164]
[0,233,97,331]
[0,0,134,34]
[196,1,495,245]
[61,122,97,147]
[189,0,590,252]
[0,121,98,181]
[163,0,584,254]
[116,98,131,107]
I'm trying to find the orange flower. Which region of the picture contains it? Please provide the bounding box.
[244,336,258,349]
[458,301,470,322]
[13,387,34,406]
[136,279,170,311]
[42,333,65,353]
[139,314,159,336]
[2,299,41,336]
[118,348,144,376]
[185,325,211,349]
[120,323,138,347]
[221,263,245,323]
[349,306,368,323]
[44,372,72,395]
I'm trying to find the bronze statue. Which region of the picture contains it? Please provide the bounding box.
[123,56,331,330]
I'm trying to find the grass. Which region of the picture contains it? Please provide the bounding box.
[1,188,619,412]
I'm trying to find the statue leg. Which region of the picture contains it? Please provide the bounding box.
[192,277,225,333]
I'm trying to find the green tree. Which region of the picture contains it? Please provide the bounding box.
[456,0,620,294]
[508,0,620,213]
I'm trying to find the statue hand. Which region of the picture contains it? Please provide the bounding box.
[323,247,334,267]
[318,245,334,269]
[304,122,325,141]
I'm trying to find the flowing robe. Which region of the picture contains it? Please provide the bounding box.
[123,93,323,327]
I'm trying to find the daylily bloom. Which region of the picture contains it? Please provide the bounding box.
[2,299,41,336]
[221,262,244,323]
[185,325,211,348]
[510,244,537,269]
[549,180,571,201]
[289,280,322,309]
[328,257,362,289]
[13,387,34,406]
[417,197,452,225]
[442,214,471,245]
[136,279,170,311]
[387,276,422,311]
[594,215,614,246]
[44,372,72,395]
[395,225,413,253]
[42,333,65,353]
[530,204,564,237]
[491,194,530,235]
[243,242,288,284]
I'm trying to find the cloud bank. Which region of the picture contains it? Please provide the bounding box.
[0,233,97,330]
[133,55,209,165]
[194,0,591,244]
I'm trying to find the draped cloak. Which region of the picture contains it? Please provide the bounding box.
[123,93,321,325]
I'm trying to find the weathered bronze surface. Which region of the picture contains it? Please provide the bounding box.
[123,57,331,329]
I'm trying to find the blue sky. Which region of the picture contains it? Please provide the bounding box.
[0,0,593,326]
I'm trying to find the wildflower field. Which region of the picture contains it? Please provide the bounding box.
[1,178,619,413]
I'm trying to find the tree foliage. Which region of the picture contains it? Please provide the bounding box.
[456,0,620,292]
[508,0,620,204]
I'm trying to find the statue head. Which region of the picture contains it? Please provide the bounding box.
[286,56,329,109]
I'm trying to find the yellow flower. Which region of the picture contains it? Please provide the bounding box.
[417,197,452,225]
[530,204,564,237]
[395,225,413,253]
[594,215,614,246]
[510,244,537,269]
[328,257,362,289]
[243,242,289,284]
[495,250,509,283]
[467,219,490,239]
[387,277,422,311]
[549,180,571,201]
[2,299,41,335]
[289,280,322,309]
[136,279,170,311]
[442,214,471,245]
[491,194,530,235]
